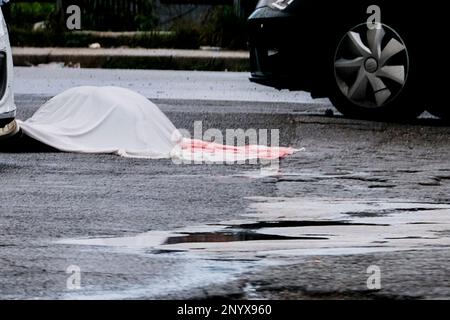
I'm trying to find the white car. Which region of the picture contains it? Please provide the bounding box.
[0,6,17,138]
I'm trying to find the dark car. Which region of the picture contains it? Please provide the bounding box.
[248,0,447,121]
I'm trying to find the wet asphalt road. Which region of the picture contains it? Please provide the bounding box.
[1,68,450,299]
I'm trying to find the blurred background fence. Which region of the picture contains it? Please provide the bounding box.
[2,0,258,49]
[4,0,157,30]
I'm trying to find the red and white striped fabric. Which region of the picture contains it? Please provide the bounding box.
[178,139,297,163]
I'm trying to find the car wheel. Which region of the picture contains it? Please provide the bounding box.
[0,119,19,140]
[329,23,424,121]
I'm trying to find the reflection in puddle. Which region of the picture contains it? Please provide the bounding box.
[162,219,387,245]
[231,220,388,229]
[164,230,328,245]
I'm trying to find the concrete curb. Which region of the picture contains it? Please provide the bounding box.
[12,47,250,71]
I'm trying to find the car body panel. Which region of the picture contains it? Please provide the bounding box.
[0,8,15,120]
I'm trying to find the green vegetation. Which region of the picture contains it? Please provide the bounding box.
[201,6,248,50]
[6,3,248,50]
[9,2,55,29]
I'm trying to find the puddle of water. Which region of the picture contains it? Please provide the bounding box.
[56,197,450,299]
[344,207,443,218]
[58,198,450,257]
[61,256,260,300]
[231,220,387,229]
[164,230,328,245]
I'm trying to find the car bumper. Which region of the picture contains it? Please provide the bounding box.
[247,6,316,91]
[249,48,293,89]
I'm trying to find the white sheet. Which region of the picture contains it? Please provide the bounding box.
[17,86,182,158]
[17,86,298,161]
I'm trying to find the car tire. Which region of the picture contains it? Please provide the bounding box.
[0,119,19,140]
[329,23,424,121]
